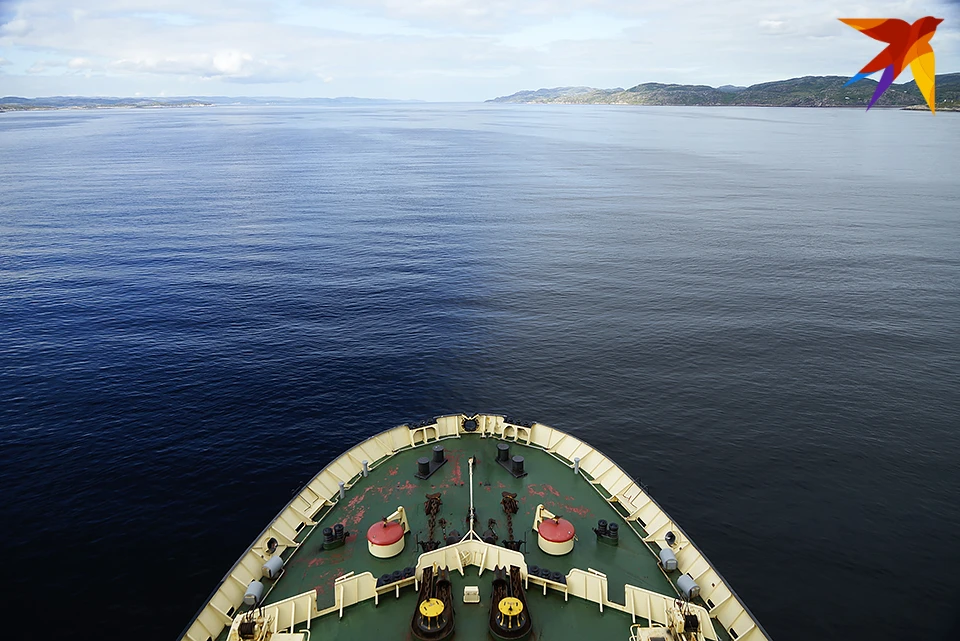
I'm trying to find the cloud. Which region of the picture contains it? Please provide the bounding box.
[322,0,590,32]
[0,0,957,100]
[27,60,55,73]
[67,57,94,69]
[110,52,251,77]
[1,18,32,36]
[0,57,10,66]
[108,49,317,84]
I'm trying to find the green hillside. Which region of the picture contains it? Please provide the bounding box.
[489,73,960,109]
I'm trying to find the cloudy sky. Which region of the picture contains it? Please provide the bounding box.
[1,0,958,100]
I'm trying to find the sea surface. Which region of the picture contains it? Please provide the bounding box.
[1,104,958,640]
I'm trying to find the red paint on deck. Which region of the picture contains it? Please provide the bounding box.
[449,455,462,486]
[347,485,379,509]
[564,504,591,517]
[341,480,416,527]
[527,483,560,498]
[536,498,592,519]
[388,466,399,476]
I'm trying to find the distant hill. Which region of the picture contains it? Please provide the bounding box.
[489,86,623,102]
[0,95,421,112]
[0,96,213,111]
[488,74,960,109]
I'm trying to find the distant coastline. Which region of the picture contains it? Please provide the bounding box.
[0,98,213,113]
[0,95,422,113]
[487,73,960,110]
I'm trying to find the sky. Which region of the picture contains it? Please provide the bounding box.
[1,0,958,100]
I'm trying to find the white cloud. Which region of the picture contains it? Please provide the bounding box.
[27,60,52,73]
[759,19,787,33]
[1,18,32,36]
[67,57,94,69]
[0,0,957,99]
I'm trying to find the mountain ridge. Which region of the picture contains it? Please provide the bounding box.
[488,73,960,109]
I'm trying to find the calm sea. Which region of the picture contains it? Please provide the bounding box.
[1,105,958,640]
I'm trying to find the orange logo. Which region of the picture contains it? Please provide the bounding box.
[840,17,943,112]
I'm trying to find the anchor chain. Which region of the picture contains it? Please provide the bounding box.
[501,491,518,542]
[425,492,442,541]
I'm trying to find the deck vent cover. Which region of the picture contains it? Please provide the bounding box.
[262,555,284,579]
[659,547,678,572]
[677,574,700,600]
[243,580,264,607]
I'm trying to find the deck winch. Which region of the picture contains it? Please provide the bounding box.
[367,506,410,559]
[533,504,576,555]
[235,612,272,641]
[488,565,532,640]
[411,566,455,640]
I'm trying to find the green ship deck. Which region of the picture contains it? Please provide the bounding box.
[180,414,769,641]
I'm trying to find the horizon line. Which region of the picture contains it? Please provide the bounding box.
[4,70,957,102]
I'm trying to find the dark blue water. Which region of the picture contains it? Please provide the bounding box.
[2,105,958,640]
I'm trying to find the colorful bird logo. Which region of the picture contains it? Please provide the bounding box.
[840,17,943,112]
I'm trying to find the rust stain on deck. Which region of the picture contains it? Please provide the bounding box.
[448,453,463,485]
[526,483,561,498]
[347,485,380,509]
[396,480,417,494]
